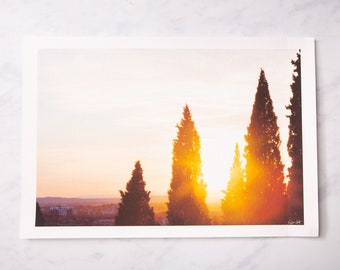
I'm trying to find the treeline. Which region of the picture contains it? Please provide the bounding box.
[222,53,303,225]
[113,52,303,226]
[36,52,303,226]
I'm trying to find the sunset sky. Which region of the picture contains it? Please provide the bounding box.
[37,48,298,202]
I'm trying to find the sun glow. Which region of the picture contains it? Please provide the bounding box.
[201,138,239,202]
[37,48,295,202]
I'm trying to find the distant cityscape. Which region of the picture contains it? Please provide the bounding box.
[37,197,168,226]
[37,197,223,226]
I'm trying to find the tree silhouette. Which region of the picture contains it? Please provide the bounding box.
[167,105,210,225]
[286,51,304,223]
[243,69,287,224]
[221,143,246,224]
[115,161,156,226]
[35,202,45,226]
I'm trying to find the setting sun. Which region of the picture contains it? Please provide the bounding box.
[37,48,295,205]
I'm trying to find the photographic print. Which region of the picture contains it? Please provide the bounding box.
[21,37,318,238]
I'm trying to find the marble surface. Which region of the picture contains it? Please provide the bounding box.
[0,0,339,269]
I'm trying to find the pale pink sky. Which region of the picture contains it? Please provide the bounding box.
[37,48,297,202]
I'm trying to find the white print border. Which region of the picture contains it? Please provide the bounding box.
[20,37,318,238]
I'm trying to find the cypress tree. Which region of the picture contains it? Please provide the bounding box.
[35,202,45,226]
[244,69,287,224]
[221,143,246,224]
[286,52,304,224]
[167,105,210,225]
[115,161,156,226]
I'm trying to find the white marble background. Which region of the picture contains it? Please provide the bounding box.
[0,0,339,269]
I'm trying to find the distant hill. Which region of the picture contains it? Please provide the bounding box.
[37,197,120,206]
[37,195,168,207]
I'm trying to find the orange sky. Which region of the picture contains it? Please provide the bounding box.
[37,48,297,202]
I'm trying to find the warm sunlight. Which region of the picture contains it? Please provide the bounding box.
[37,48,295,203]
[200,132,245,203]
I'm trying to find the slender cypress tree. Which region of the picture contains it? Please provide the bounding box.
[244,69,287,224]
[286,52,304,224]
[221,143,246,224]
[115,161,156,226]
[167,105,210,225]
[35,202,45,226]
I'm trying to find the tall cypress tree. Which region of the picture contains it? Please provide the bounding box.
[286,52,304,223]
[115,161,156,226]
[167,105,210,225]
[244,69,287,224]
[221,143,246,224]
